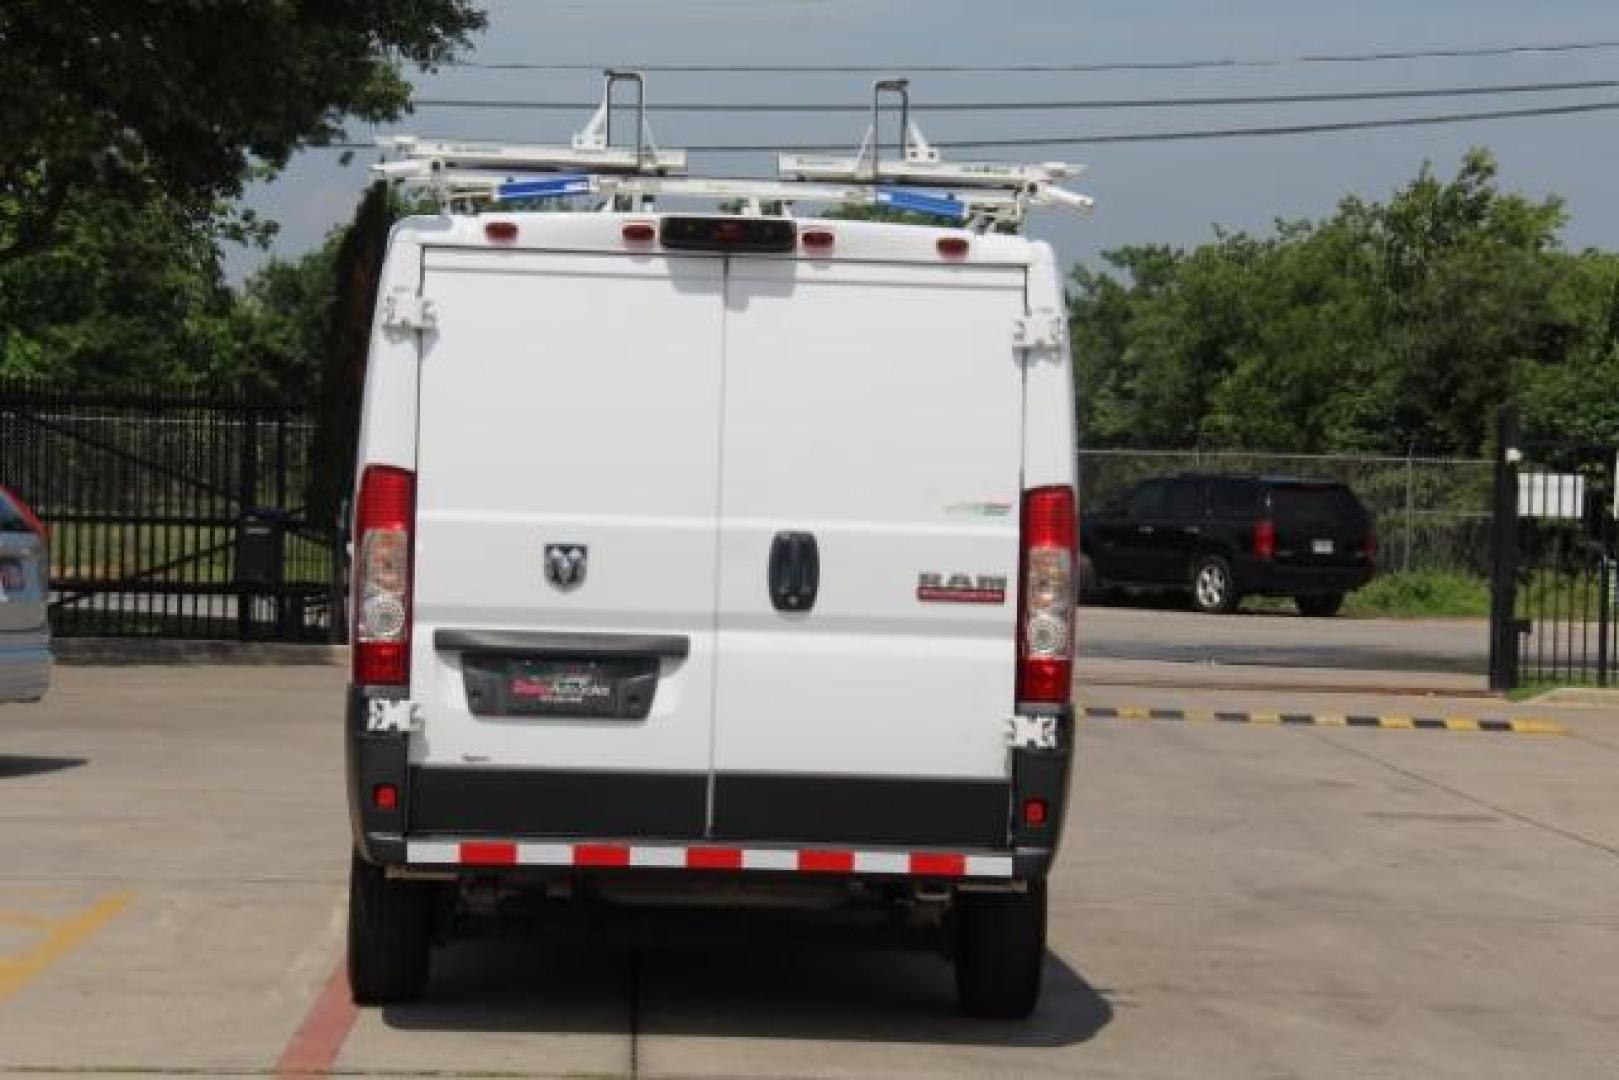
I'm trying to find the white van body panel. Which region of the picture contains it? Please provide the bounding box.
[712,257,1025,779]
[410,248,726,773]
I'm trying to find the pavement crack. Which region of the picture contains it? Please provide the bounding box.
[1300,728,1619,862]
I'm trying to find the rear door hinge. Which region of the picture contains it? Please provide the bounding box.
[1012,313,1064,351]
[383,292,438,332]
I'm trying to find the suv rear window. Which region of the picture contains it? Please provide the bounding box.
[1268,484,1364,520]
[1209,479,1260,517]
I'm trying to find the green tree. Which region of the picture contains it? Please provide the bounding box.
[0,182,240,387]
[1069,149,1614,456]
[0,0,485,263]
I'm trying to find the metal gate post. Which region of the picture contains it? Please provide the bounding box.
[1488,406,1522,691]
[1600,451,1616,686]
[236,408,259,640]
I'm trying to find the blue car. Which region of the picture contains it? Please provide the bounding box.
[0,486,51,703]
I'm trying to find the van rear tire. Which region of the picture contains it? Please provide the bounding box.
[348,851,433,1005]
[954,881,1046,1019]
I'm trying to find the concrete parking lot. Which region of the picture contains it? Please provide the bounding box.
[3,664,1617,1078]
[1079,604,1488,677]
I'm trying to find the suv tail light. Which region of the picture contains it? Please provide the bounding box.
[1018,486,1076,705]
[1254,519,1276,560]
[353,465,415,686]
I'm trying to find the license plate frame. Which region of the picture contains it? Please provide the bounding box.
[461,654,659,720]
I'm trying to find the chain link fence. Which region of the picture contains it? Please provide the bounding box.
[1077,449,1494,575]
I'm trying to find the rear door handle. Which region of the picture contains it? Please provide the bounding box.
[769,532,820,612]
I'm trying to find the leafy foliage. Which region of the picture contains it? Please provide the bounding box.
[0,0,485,263]
[1070,150,1619,455]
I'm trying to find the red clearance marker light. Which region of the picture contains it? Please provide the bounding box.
[1022,798,1050,828]
[622,221,656,244]
[801,228,835,253]
[937,236,970,259]
[372,783,399,811]
[484,220,519,243]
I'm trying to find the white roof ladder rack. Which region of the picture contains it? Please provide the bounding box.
[779,79,1081,191]
[372,73,1092,231]
[373,70,685,188]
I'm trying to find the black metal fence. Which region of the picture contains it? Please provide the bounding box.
[1488,408,1617,690]
[0,381,345,640]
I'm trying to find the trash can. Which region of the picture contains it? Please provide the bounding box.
[236,509,287,587]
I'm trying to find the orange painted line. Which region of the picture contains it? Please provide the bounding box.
[276,960,358,1078]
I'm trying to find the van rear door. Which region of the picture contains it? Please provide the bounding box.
[409,248,725,838]
[710,256,1027,848]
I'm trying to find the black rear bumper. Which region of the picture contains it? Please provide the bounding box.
[347,688,1072,881]
[1236,558,1375,596]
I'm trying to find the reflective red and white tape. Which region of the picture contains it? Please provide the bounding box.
[407,841,1013,877]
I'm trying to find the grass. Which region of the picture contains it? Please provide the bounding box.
[48,522,336,584]
[1506,677,1618,702]
[1341,570,1492,619]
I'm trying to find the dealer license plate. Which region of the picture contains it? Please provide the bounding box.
[461,654,658,720]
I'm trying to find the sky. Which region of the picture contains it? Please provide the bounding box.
[230,0,1619,283]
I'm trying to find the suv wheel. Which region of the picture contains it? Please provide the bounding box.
[1190,555,1239,615]
[1296,593,1345,618]
[954,881,1047,1018]
[348,851,434,1005]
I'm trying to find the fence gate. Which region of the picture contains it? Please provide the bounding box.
[1489,407,1617,690]
[0,383,345,641]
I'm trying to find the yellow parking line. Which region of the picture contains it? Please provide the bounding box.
[0,892,133,1003]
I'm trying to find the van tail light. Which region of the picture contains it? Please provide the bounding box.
[0,486,48,540]
[353,465,415,687]
[1254,519,1276,561]
[1018,486,1076,705]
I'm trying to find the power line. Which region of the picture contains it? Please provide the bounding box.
[449,38,1619,74]
[411,79,1619,113]
[324,98,1619,153]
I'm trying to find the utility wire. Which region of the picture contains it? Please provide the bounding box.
[449,38,1619,73]
[411,79,1619,113]
[323,98,1619,152]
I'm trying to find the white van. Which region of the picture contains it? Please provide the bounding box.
[345,88,1084,1018]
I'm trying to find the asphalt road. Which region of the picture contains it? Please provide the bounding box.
[1079,603,1489,675]
[4,665,1617,1077]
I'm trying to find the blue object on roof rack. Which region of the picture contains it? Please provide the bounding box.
[496,175,595,201]
[875,187,969,222]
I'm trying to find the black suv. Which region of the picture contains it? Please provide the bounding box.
[1080,474,1376,616]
